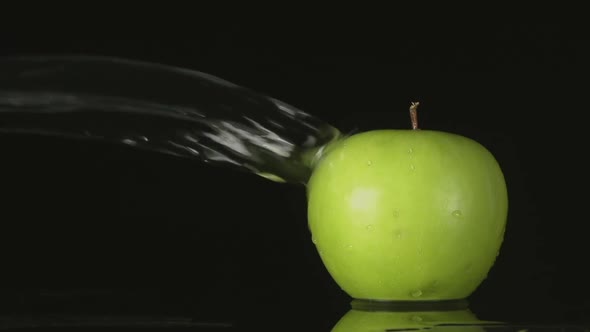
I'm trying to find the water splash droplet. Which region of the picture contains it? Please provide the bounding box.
[257,172,287,183]
[367,160,373,166]
[121,138,137,146]
[411,289,423,298]
[409,164,415,171]
[366,224,374,231]
[452,210,462,217]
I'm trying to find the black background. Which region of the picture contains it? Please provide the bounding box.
[0,20,588,330]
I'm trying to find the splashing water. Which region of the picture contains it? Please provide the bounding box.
[0,56,342,184]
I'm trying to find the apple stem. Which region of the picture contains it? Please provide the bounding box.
[410,102,420,130]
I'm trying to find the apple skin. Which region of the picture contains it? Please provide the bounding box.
[307,129,508,301]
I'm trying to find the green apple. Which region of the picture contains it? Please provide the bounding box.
[307,103,508,301]
[331,306,487,332]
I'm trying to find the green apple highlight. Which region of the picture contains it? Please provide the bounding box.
[307,104,508,301]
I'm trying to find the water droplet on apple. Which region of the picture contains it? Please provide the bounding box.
[346,244,353,249]
[367,160,373,166]
[366,224,374,231]
[465,263,473,272]
[409,164,415,171]
[312,237,317,244]
[408,147,414,154]
[393,229,403,239]
[411,315,423,322]
[411,289,423,298]
[392,209,400,218]
[452,210,462,217]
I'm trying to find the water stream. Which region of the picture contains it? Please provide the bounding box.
[0,55,343,184]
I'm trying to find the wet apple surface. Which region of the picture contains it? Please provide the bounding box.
[307,115,509,301]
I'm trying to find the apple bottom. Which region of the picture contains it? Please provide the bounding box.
[313,207,502,301]
[314,226,500,302]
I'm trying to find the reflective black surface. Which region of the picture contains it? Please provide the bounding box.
[1,22,588,331]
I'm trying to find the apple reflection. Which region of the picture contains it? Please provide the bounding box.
[331,300,501,332]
